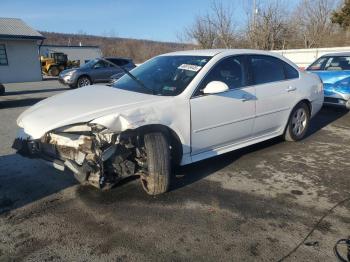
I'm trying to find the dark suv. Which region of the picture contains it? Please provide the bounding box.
[59,57,136,88]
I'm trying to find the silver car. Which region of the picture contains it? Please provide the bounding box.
[59,57,136,88]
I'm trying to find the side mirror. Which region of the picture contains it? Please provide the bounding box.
[203,81,229,94]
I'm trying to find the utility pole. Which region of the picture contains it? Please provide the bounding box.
[252,0,258,29]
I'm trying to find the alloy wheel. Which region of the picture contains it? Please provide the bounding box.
[78,77,91,87]
[291,108,307,136]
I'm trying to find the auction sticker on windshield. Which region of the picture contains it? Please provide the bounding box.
[178,64,202,72]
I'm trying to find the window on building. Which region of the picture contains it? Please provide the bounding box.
[0,44,8,66]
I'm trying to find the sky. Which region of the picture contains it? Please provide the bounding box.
[0,0,298,43]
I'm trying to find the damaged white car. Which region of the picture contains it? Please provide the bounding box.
[13,49,324,195]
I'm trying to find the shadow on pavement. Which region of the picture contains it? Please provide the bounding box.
[171,106,348,192]
[307,106,349,137]
[0,97,45,109]
[0,154,77,215]
[171,137,282,192]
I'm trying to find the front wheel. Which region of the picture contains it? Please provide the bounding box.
[77,76,91,87]
[284,102,310,142]
[48,66,59,76]
[140,132,171,195]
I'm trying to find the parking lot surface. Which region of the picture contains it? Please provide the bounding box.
[0,81,349,261]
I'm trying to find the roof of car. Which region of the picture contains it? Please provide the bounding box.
[322,52,350,57]
[162,49,282,57]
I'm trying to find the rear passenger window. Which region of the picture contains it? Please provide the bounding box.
[109,59,129,66]
[250,55,285,85]
[284,62,299,79]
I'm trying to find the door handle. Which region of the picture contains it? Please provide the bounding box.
[240,94,253,102]
[286,86,296,92]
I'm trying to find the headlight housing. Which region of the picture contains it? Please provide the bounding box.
[64,70,76,77]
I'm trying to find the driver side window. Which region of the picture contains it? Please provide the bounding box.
[94,60,108,69]
[196,56,246,96]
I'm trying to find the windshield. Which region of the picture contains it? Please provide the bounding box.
[307,56,350,71]
[112,55,211,96]
[81,58,99,69]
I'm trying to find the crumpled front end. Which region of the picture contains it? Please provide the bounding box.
[323,82,350,109]
[12,123,146,189]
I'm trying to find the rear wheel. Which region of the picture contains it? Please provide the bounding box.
[140,132,171,195]
[77,76,91,87]
[48,66,59,76]
[0,84,4,96]
[284,102,310,142]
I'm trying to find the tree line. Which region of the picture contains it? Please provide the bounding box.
[182,0,350,50]
[40,32,193,63]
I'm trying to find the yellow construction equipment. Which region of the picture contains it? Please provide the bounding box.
[40,52,79,76]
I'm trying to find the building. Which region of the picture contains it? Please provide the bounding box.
[40,45,102,66]
[273,46,350,69]
[0,18,44,83]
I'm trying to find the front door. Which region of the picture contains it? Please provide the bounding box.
[190,55,256,156]
[90,60,115,82]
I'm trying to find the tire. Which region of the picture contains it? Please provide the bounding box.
[140,132,171,195]
[284,102,310,142]
[48,66,59,76]
[0,84,4,96]
[77,76,91,87]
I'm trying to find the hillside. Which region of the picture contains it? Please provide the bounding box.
[40,32,194,63]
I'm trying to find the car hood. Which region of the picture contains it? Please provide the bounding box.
[18,85,170,139]
[310,70,350,84]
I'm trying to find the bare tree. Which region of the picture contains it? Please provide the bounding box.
[293,0,338,48]
[246,1,291,50]
[184,14,217,48]
[183,1,239,48]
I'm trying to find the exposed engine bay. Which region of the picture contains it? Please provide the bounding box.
[14,124,148,190]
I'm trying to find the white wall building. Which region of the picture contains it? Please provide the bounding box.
[0,18,44,83]
[40,45,102,66]
[273,46,350,69]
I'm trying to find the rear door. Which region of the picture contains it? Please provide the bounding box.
[248,55,299,137]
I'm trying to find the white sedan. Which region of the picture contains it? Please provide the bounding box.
[13,49,324,195]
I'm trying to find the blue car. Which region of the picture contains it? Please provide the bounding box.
[306,52,350,109]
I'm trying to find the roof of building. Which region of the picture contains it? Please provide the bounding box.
[0,18,45,40]
[41,44,100,49]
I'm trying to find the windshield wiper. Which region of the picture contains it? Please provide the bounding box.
[100,58,154,94]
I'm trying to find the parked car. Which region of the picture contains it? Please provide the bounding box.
[58,57,136,88]
[108,72,127,86]
[13,49,323,195]
[306,52,350,109]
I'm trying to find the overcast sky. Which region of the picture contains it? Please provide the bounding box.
[1,0,299,42]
